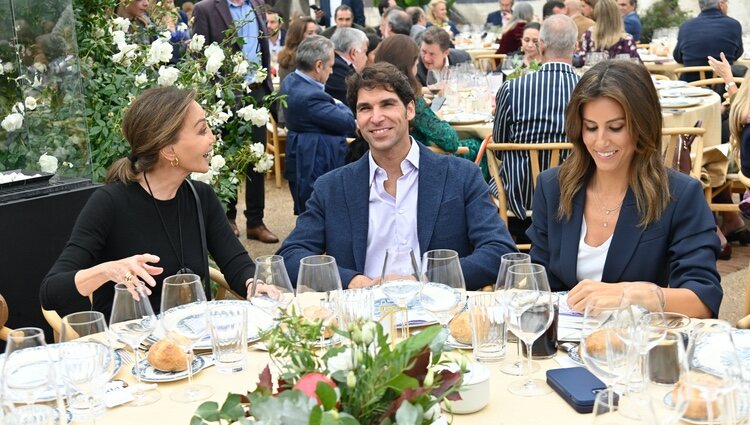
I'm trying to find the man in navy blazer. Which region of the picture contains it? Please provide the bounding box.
[278,62,516,290]
[281,35,356,215]
[486,0,514,27]
[317,0,365,28]
[325,27,368,105]
[527,168,723,317]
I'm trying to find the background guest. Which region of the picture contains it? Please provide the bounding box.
[617,0,641,42]
[321,5,368,38]
[565,0,594,41]
[580,0,640,61]
[528,61,722,318]
[542,1,568,19]
[266,8,286,58]
[326,27,369,105]
[581,0,597,19]
[416,27,471,86]
[278,16,319,86]
[181,1,194,22]
[486,0,514,28]
[426,0,459,38]
[496,3,534,55]
[406,6,428,44]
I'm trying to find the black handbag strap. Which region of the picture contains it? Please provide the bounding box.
[185,179,211,300]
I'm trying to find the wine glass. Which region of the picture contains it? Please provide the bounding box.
[494,253,536,376]
[684,320,743,424]
[2,327,63,425]
[60,311,114,423]
[500,57,517,78]
[418,249,467,340]
[296,255,343,348]
[426,69,443,97]
[580,297,637,403]
[379,247,422,340]
[592,390,619,425]
[109,283,161,406]
[503,263,554,396]
[160,273,213,402]
[250,255,295,317]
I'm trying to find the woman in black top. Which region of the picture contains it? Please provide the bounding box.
[40,87,257,317]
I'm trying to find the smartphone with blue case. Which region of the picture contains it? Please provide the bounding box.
[546,367,607,413]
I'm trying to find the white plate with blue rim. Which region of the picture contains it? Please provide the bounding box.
[148,300,275,350]
[132,355,209,383]
[0,342,121,402]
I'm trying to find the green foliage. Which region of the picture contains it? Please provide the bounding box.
[640,0,692,43]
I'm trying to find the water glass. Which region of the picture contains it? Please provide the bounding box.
[468,293,506,363]
[207,302,248,373]
[250,255,294,317]
[379,247,421,339]
[339,288,374,331]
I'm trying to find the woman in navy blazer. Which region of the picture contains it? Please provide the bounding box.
[527,61,722,318]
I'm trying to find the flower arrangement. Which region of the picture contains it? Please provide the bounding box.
[191,309,466,425]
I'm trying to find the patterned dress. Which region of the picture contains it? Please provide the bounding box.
[411,97,487,179]
[580,29,642,63]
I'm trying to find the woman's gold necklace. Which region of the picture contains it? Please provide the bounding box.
[593,189,624,228]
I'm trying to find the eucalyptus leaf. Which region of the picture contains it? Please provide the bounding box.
[395,401,424,425]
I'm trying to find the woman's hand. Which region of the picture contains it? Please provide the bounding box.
[567,279,625,313]
[244,279,282,300]
[707,52,733,83]
[105,254,162,300]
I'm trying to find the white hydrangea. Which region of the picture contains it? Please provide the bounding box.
[210,154,226,171]
[24,96,37,111]
[38,153,59,174]
[111,16,131,33]
[145,39,173,66]
[190,171,214,184]
[157,66,179,86]
[111,30,127,49]
[237,105,269,127]
[1,113,23,132]
[134,73,148,87]
[233,60,249,77]
[188,34,205,52]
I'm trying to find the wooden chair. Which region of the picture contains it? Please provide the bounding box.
[0,293,10,341]
[474,134,492,166]
[661,127,705,181]
[688,77,744,89]
[427,145,470,155]
[41,307,65,342]
[210,266,243,300]
[473,53,506,73]
[636,43,650,49]
[673,66,714,81]
[650,73,670,81]
[485,142,574,250]
[265,114,287,188]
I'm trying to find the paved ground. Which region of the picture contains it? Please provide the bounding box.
[235,177,749,325]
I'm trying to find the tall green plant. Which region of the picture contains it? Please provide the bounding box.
[640,0,692,43]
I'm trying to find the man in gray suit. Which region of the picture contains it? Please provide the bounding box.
[193,0,279,243]
[416,27,471,86]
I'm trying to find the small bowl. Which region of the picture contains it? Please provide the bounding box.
[443,361,490,414]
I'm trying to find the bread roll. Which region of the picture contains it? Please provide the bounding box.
[147,339,188,372]
[449,311,472,345]
[582,329,625,358]
[673,371,723,420]
[302,305,337,338]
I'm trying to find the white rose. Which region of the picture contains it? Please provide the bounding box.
[190,171,213,184]
[134,73,148,87]
[112,44,138,66]
[38,153,59,174]
[177,22,188,32]
[33,62,46,73]
[204,43,223,60]
[210,155,225,171]
[93,27,106,39]
[145,39,173,66]
[159,30,171,40]
[205,54,224,75]
[188,34,205,52]
[111,16,131,32]
[252,67,268,84]
[111,30,127,48]
[24,97,37,110]
[250,143,265,158]
[254,155,274,173]
[233,60,249,77]
[157,66,179,86]
[326,349,354,374]
[3,62,13,73]
[1,113,23,132]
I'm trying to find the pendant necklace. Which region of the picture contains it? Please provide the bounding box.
[593,188,623,228]
[143,173,193,274]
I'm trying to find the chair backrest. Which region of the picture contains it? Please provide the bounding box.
[475,134,492,166]
[41,307,64,342]
[674,66,713,81]
[661,127,705,181]
[0,293,10,341]
[210,267,244,300]
[650,73,670,81]
[473,53,506,73]
[688,77,745,89]
[427,145,469,155]
[485,142,574,224]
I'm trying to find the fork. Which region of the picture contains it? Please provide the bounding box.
[116,348,135,365]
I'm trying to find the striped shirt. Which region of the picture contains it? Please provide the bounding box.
[490,62,579,219]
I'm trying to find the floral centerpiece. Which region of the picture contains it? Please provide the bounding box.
[191,309,466,425]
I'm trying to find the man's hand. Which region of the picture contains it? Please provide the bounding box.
[349,274,376,288]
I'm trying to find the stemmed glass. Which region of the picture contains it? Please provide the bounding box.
[2,327,63,425]
[109,283,161,406]
[592,390,619,425]
[249,255,295,317]
[379,247,422,340]
[500,57,519,78]
[418,249,467,340]
[160,273,213,402]
[426,69,443,97]
[503,263,554,396]
[494,253,536,376]
[580,297,637,408]
[296,255,343,348]
[60,311,115,423]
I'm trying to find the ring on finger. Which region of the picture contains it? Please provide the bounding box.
[124,272,134,282]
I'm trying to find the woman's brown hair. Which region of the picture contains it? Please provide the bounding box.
[373,34,422,98]
[278,16,316,69]
[729,69,750,163]
[558,60,669,227]
[105,87,196,184]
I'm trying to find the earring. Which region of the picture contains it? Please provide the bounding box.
[170,157,179,167]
